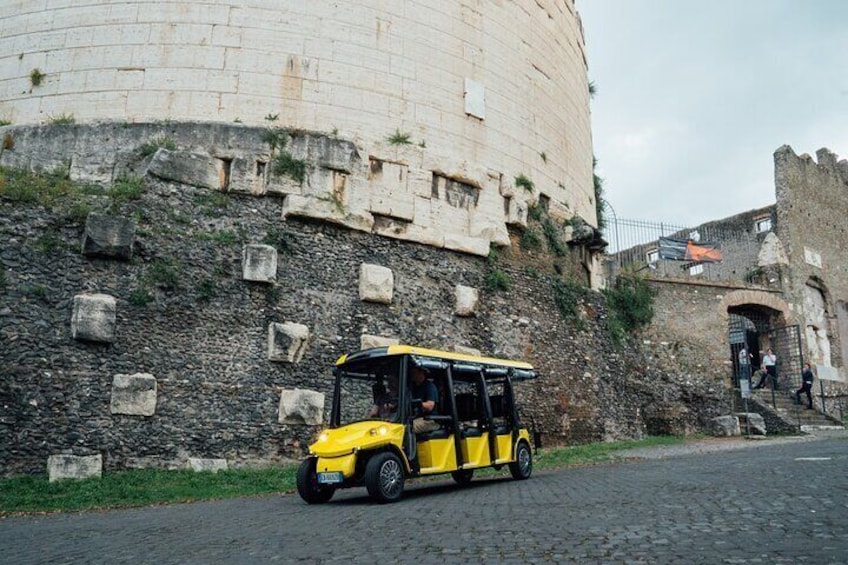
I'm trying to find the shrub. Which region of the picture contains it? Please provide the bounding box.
[552,279,589,326]
[271,151,306,184]
[604,276,656,344]
[514,174,534,192]
[147,259,180,290]
[485,269,510,292]
[542,219,566,256]
[519,228,542,251]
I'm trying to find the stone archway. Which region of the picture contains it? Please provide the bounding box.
[720,290,792,388]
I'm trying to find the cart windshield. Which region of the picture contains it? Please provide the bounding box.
[336,356,403,426]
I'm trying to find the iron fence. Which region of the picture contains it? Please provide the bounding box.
[603,217,765,284]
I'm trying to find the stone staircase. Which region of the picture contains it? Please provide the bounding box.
[748,388,844,432]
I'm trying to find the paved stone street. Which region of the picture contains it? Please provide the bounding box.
[2,435,846,564]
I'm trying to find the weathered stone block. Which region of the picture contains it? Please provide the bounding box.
[242,244,278,283]
[267,322,309,363]
[737,412,767,436]
[452,345,482,357]
[360,334,399,350]
[359,263,393,304]
[148,148,220,189]
[81,213,136,260]
[187,458,228,473]
[708,415,741,437]
[48,454,102,482]
[110,373,157,416]
[278,389,325,425]
[455,285,479,317]
[71,293,116,343]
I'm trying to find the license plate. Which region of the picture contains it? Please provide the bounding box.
[317,472,343,484]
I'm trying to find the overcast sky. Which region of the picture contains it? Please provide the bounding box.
[577,0,848,228]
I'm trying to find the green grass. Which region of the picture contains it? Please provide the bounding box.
[387,129,412,145]
[0,467,297,515]
[139,136,177,157]
[0,166,75,206]
[0,437,688,514]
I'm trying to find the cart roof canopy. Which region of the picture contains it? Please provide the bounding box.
[335,345,536,379]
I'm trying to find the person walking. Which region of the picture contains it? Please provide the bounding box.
[795,362,815,409]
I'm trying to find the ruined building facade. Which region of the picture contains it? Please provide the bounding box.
[611,146,848,422]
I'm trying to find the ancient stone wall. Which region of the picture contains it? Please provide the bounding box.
[0,0,596,230]
[0,136,730,476]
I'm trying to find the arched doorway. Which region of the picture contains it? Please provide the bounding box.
[727,304,802,392]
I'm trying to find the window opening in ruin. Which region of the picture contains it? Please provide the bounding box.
[755,217,772,233]
[256,160,267,178]
[217,157,232,191]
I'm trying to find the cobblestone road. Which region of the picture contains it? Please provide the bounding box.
[2,435,846,564]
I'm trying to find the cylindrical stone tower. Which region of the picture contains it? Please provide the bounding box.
[0,1,595,246]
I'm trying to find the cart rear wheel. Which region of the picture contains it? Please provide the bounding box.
[451,468,474,486]
[509,441,532,480]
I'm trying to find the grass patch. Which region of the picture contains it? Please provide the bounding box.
[196,230,239,245]
[197,278,217,302]
[194,192,230,216]
[139,136,177,157]
[0,166,75,206]
[30,68,45,87]
[48,114,75,125]
[0,437,687,514]
[108,175,144,208]
[129,287,153,307]
[271,151,307,184]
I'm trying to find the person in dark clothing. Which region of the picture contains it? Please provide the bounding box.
[410,366,439,433]
[795,362,815,409]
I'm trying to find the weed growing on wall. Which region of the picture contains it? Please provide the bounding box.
[0,166,75,206]
[519,227,542,251]
[485,269,510,292]
[147,259,181,290]
[0,265,6,288]
[542,218,566,256]
[387,129,411,145]
[195,230,239,245]
[139,136,177,157]
[29,68,45,87]
[552,278,590,329]
[197,278,217,302]
[603,276,656,345]
[514,174,534,192]
[129,287,153,307]
[48,114,75,125]
[262,226,295,253]
[0,119,12,126]
[272,151,306,184]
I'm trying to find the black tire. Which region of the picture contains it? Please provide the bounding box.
[296,458,335,504]
[364,452,405,503]
[509,441,532,480]
[451,468,474,486]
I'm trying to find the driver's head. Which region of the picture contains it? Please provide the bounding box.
[411,366,428,385]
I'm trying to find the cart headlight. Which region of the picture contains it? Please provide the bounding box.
[318,432,329,442]
[369,426,388,437]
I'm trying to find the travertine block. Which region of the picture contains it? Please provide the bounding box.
[71,293,116,343]
[455,285,479,317]
[360,334,400,350]
[267,322,309,363]
[359,263,393,304]
[81,213,136,260]
[188,458,228,473]
[242,244,277,283]
[278,389,324,425]
[110,373,157,416]
[48,454,102,482]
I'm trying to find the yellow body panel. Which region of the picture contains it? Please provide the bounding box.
[417,438,457,473]
[336,344,533,371]
[316,453,357,476]
[494,433,513,464]
[461,435,491,467]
